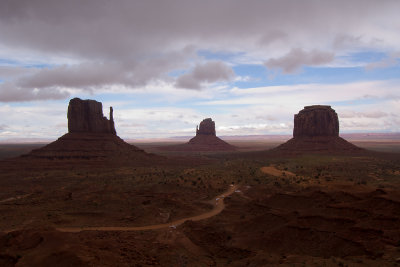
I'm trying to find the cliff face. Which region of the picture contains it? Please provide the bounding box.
[293,105,339,137]
[67,98,116,135]
[196,118,216,136]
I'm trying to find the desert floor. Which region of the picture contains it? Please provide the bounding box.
[0,140,400,266]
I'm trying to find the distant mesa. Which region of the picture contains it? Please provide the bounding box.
[163,118,236,151]
[273,105,362,153]
[24,98,153,161]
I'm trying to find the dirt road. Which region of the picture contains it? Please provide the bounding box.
[57,184,239,232]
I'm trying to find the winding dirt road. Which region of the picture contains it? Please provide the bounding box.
[57,184,239,233]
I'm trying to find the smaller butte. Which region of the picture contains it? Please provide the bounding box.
[273,105,362,153]
[163,118,236,151]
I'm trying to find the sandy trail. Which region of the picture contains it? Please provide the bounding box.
[0,194,31,204]
[57,184,239,233]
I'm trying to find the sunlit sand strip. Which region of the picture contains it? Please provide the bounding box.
[260,165,295,177]
[57,184,238,233]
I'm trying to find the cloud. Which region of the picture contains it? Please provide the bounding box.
[0,124,7,131]
[201,80,400,106]
[175,61,234,90]
[365,52,400,70]
[333,34,363,49]
[339,110,388,119]
[264,48,335,73]
[0,0,399,101]
[0,66,29,79]
[0,82,69,102]
[0,47,198,101]
[257,30,288,46]
[0,102,67,139]
[1,1,400,137]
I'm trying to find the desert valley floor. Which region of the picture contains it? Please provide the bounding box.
[0,139,400,266]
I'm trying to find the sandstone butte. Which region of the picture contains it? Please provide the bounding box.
[24,98,153,161]
[163,118,236,151]
[273,105,362,153]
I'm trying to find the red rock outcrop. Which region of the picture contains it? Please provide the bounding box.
[24,98,154,162]
[196,118,216,136]
[68,98,116,135]
[162,118,236,151]
[273,105,361,153]
[293,105,339,137]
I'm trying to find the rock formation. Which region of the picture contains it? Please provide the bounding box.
[196,118,216,136]
[293,105,339,137]
[273,105,361,153]
[163,118,236,151]
[68,98,116,135]
[24,98,154,162]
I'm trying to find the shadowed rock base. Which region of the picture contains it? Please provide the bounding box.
[24,133,150,160]
[186,134,236,151]
[160,135,236,151]
[272,136,362,154]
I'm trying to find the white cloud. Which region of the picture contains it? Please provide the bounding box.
[0,102,67,139]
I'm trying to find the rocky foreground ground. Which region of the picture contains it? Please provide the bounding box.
[1,150,400,266]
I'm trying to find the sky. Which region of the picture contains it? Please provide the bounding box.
[0,0,399,140]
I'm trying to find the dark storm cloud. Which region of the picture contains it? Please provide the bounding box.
[0,0,399,101]
[176,61,234,90]
[264,48,335,74]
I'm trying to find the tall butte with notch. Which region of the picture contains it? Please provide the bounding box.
[25,98,153,161]
[67,97,116,135]
[273,105,361,153]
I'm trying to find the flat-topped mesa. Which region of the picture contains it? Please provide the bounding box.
[196,118,216,136]
[67,98,116,135]
[293,105,339,138]
[272,104,362,153]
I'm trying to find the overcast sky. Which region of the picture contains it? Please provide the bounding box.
[0,0,399,140]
